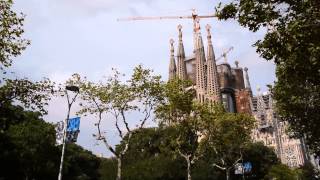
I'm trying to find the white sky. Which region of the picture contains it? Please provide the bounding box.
[11,0,276,157]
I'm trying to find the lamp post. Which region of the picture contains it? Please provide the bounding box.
[58,85,79,180]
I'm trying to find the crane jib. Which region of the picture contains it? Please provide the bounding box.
[117,14,216,21]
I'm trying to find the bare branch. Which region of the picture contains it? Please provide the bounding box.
[115,117,123,138]
[139,105,152,129]
[191,153,203,164]
[120,109,131,133]
[213,163,226,170]
[86,95,118,157]
[99,135,118,157]
[230,149,243,170]
[177,149,189,160]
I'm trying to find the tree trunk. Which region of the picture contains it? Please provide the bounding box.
[187,158,192,180]
[116,157,122,180]
[226,169,230,180]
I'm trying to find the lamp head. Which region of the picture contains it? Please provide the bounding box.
[66,85,79,93]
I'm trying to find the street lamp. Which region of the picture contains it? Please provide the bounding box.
[58,85,79,180]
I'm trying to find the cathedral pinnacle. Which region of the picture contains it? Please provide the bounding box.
[169,39,176,80]
[178,24,183,41]
[176,25,187,80]
[206,24,212,44]
[205,24,221,103]
[235,61,239,68]
[244,67,252,91]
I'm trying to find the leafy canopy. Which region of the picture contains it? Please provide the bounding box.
[0,0,30,69]
[0,0,54,114]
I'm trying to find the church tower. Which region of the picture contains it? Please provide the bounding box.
[194,19,207,103]
[205,24,221,103]
[176,25,187,80]
[168,39,176,80]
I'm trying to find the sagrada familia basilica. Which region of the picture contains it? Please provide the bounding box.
[167,22,318,168]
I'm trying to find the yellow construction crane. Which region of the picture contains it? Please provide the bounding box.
[216,46,234,63]
[117,9,216,33]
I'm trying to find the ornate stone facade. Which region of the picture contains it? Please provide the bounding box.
[251,90,306,167]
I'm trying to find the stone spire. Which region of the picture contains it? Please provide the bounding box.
[176,25,187,80]
[205,24,221,103]
[256,86,269,129]
[235,61,239,68]
[244,67,252,91]
[169,39,176,80]
[256,86,266,113]
[194,22,206,102]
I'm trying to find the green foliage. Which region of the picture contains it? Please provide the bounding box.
[242,142,280,179]
[264,164,299,180]
[0,0,30,69]
[0,0,54,115]
[155,78,194,125]
[63,144,101,180]
[202,107,254,150]
[71,65,164,180]
[109,127,281,180]
[6,116,59,179]
[71,65,163,128]
[99,158,118,180]
[0,103,102,180]
[155,78,257,180]
[215,0,320,151]
[0,78,55,114]
[0,103,59,180]
[296,162,320,180]
[201,106,255,179]
[114,127,189,180]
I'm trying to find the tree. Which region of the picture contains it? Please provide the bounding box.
[102,127,280,180]
[0,103,103,180]
[264,164,299,180]
[7,116,59,180]
[296,162,320,180]
[202,107,255,180]
[62,144,101,180]
[155,78,257,180]
[242,142,280,179]
[215,0,320,151]
[114,127,223,180]
[155,78,194,126]
[0,0,54,114]
[71,65,163,180]
[99,158,118,180]
[0,78,55,114]
[155,78,207,180]
[117,127,186,180]
[0,104,60,180]
[0,0,30,70]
